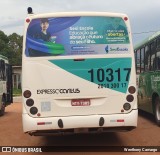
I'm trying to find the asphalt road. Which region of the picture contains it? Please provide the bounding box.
[0,101,160,155]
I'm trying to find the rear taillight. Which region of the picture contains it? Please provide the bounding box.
[123,86,135,112]
[126,94,134,102]
[123,103,131,111]
[23,90,39,116]
[30,107,38,115]
[124,17,128,21]
[26,98,34,107]
[128,86,136,94]
[26,18,30,23]
[23,90,31,98]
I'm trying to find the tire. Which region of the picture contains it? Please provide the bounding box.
[0,96,5,116]
[154,97,160,126]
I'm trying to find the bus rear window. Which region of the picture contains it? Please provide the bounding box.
[25,16,130,57]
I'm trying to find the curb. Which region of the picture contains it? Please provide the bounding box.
[13,96,22,103]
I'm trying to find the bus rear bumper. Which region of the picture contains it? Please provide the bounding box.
[22,109,138,136]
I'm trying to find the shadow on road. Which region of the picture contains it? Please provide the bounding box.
[138,109,155,124]
[42,132,123,147]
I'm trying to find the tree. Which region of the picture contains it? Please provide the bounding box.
[0,30,9,53]
[0,30,23,66]
[8,33,23,65]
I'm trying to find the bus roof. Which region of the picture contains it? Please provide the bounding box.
[27,12,128,18]
[134,31,160,50]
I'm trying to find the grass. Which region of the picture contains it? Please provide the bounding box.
[13,88,22,97]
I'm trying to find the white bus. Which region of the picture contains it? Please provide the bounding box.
[22,10,137,135]
[0,55,13,116]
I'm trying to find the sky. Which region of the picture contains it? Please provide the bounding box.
[0,0,160,45]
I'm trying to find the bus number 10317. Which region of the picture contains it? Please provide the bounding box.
[88,68,131,83]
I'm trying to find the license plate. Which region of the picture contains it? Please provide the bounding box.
[71,99,91,106]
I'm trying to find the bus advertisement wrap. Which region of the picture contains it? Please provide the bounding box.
[26,16,130,57]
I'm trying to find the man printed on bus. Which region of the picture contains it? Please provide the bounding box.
[35,18,51,42]
[28,18,63,56]
[28,18,52,56]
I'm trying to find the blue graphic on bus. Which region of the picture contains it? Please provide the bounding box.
[26,16,130,57]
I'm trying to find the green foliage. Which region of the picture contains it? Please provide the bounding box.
[0,30,22,66]
[13,88,22,96]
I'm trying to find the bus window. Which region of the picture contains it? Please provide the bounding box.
[145,45,152,71]
[25,16,130,57]
[140,48,145,72]
[0,60,5,80]
[137,49,140,73]
[134,50,137,72]
[156,46,160,70]
[157,37,160,46]
[150,42,156,71]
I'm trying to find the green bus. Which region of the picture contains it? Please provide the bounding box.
[0,55,13,116]
[134,31,160,126]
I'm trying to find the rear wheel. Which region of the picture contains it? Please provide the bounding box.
[0,96,6,116]
[154,97,160,126]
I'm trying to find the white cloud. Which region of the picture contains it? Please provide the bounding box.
[0,0,160,45]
